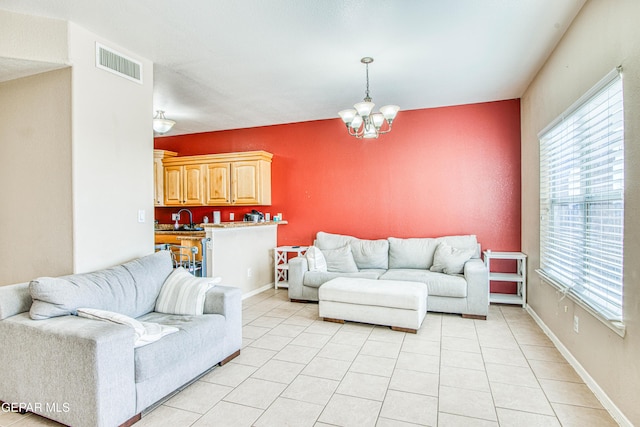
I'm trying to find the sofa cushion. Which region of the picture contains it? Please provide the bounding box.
[155,268,220,316]
[306,246,328,272]
[430,242,476,274]
[133,312,226,382]
[303,271,382,288]
[316,232,390,270]
[387,237,439,269]
[350,239,389,270]
[322,245,359,273]
[316,231,355,250]
[437,235,480,258]
[29,251,174,320]
[380,269,467,298]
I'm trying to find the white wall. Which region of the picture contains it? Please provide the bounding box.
[207,225,276,295]
[0,10,67,67]
[521,1,640,424]
[68,23,155,273]
[0,69,73,285]
[0,10,155,280]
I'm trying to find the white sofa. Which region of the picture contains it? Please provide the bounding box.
[0,251,242,427]
[288,232,489,319]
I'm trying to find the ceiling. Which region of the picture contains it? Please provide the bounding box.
[0,0,585,136]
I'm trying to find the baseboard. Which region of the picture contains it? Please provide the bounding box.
[526,306,632,427]
[242,283,275,300]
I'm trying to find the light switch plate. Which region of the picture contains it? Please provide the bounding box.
[138,209,145,223]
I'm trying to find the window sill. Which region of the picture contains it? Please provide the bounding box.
[535,269,626,338]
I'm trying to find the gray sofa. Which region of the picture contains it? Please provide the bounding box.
[288,232,489,319]
[0,250,241,427]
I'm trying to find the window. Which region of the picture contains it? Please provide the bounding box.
[539,68,624,322]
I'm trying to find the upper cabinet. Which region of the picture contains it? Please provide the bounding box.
[154,150,177,206]
[232,160,271,205]
[164,164,205,206]
[204,162,231,205]
[161,151,272,207]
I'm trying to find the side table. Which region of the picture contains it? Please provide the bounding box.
[274,245,308,289]
[483,250,527,307]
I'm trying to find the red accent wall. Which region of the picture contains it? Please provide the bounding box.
[155,100,521,293]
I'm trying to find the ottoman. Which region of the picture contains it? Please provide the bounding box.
[318,277,428,333]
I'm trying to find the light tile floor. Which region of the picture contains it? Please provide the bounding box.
[0,289,620,427]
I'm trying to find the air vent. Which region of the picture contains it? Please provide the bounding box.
[95,42,142,84]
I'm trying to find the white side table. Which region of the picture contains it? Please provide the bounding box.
[274,245,308,289]
[483,251,527,307]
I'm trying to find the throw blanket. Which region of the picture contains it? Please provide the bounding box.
[77,308,179,348]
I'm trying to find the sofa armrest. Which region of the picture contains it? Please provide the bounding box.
[203,285,242,358]
[0,313,136,427]
[463,258,490,317]
[287,256,308,300]
[0,282,31,320]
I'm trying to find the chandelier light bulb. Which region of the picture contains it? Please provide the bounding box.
[354,101,375,118]
[338,109,357,124]
[371,113,385,129]
[350,115,363,130]
[379,105,400,122]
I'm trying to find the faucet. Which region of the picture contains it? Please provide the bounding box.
[176,209,194,227]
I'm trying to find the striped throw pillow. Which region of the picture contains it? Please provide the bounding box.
[155,268,221,315]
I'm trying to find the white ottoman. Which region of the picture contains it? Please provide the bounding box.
[318,277,428,333]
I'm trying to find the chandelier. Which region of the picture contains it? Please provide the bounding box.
[153,110,176,134]
[338,57,400,139]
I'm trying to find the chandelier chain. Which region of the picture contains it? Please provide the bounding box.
[365,62,371,102]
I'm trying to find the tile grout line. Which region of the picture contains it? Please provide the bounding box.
[474,312,500,425]
[313,319,377,426]
[502,305,562,423]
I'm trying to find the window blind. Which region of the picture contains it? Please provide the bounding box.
[539,68,624,321]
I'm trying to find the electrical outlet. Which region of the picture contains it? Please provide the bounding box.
[247,268,252,278]
[172,213,180,221]
[573,315,579,333]
[229,213,235,221]
[564,305,568,313]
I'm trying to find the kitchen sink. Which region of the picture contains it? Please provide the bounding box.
[177,225,204,231]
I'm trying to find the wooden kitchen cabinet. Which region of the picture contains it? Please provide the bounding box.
[163,165,182,205]
[162,151,272,207]
[205,162,232,205]
[163,164,205,206]
[154,149,177,206]
[232,160,271,205]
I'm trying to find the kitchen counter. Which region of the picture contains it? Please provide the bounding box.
[155,221,286,234]
[204,222,283,296]
[154,230,206,236]
[203,220,288,229]
[154,221,287,292]
[158,235,206,241]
